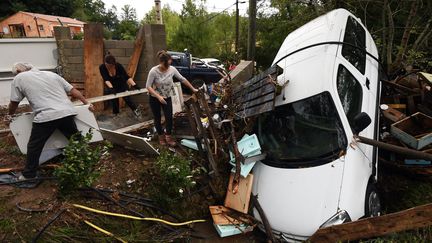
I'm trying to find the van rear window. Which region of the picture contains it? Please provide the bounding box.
[342,16,366,74]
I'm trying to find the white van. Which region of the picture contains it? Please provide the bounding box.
[252,9,381,241]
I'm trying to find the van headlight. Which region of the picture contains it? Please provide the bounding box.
[320,210,351,228]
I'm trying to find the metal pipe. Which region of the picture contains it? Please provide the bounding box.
[355,135,432,161]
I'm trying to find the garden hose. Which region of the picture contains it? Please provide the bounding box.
[72,204,206,226]
[83,219,128,243]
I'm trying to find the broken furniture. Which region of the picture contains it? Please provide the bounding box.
[390,112,432,150]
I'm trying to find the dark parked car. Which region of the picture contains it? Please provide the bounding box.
[168,51,222,88]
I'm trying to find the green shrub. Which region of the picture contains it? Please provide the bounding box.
[150,151,201,207]
[54,130,111,195]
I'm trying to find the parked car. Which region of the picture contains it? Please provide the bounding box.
[201,58,225,69]
[168,51,222,88]
[252,8,381,241]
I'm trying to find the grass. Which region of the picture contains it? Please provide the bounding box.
[0,218,13,232]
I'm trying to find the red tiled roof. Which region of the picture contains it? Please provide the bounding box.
[20,11,85,26]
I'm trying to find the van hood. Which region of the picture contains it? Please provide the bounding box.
[252,160,344,237]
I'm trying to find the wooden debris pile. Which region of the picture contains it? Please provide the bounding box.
[378,70,432,177]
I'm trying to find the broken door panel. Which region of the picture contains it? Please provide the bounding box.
[100,128,159,156]
[10,105,103,154]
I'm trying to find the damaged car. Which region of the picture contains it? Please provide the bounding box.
[252,8,381,241]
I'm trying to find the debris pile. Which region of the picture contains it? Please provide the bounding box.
[379,71,432,176]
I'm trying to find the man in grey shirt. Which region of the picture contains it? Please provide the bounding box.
[7,62,92,181]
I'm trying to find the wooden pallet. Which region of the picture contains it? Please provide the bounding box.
[233,65,283,119]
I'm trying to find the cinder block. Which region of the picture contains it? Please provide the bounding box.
[105,48,125,57]
[116,40,134,49]
[72,48,84,56]
[125,48,134,56]
[67,63,84,71]
[104,40,116,49]
[69,71,84,80]
[63,40,83,48]
[62,48,74,56]
[68,56,83,64]
[116,57,130,66]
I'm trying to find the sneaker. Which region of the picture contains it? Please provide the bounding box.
[159,135,167,146]
[165,135,177,147]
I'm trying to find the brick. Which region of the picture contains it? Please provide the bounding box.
[105,48,125,57]
[67,56,83,64]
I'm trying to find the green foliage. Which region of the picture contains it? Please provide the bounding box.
[54,131,111,195]
[0,0,76,19]
[0,218,13,232]
[112,4,138,40]
[150,151,200,207]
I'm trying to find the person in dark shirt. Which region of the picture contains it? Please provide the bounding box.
[99,54,141,116]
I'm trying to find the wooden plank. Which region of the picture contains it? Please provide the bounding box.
[236,92,275,111]
[233,65,280,94]
[114,120,154,133]
[419,72,432,83]
[309,203,432,243]
[72,89,148,105]
[209,206,242,225]
[236,100,274,119]
[84,23,105,111]
[0,129,11,134]
[126,26,145,79]
[224,173,253,213]
[235,83,275,104]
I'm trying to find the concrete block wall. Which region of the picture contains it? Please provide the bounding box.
[57,24,166,113]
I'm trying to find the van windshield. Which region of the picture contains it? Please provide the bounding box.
[255,92,347,168]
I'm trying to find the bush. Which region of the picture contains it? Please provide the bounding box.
[54,131,111,195]
[150,151,201,207]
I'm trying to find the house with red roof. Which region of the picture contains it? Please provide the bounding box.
[0,11,85,38]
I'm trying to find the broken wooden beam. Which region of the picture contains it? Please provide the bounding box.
[356,136,432,161]
[72,89,148,105]
[0,128,11,135]
[84,23,104,111]
[127,26,145,79]
[309,203,432,242]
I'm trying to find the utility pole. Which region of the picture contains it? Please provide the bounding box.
[247,0,256,62]
[235,0,239,52]
[155,0,162,24]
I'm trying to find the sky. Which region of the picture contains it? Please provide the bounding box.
[101,0,249,21]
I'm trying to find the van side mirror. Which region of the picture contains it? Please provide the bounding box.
[352,112,371,134]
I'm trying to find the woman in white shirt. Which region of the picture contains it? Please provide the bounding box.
[146,50,198,146]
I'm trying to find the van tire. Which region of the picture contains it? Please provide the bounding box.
[365,183,381,217]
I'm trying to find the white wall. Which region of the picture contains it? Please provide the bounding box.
[0,38,57,106]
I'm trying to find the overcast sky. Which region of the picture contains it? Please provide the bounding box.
[101,0,249,21]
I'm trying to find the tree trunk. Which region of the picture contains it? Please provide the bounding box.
[381,0,387,66]
[390,0,419,74]
[386,2,394,72]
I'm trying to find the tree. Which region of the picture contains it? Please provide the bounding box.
[170,0,212,57]
[112,4,138,40]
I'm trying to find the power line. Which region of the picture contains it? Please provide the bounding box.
[198,2,238,25]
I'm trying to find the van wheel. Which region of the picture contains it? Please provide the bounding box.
[365,183,381,217]
[191,78,205,88]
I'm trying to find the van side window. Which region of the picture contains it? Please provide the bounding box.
[342,16,366,74]
[337,65,363,127]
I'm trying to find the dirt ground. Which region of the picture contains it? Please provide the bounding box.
[1,107,432,242]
